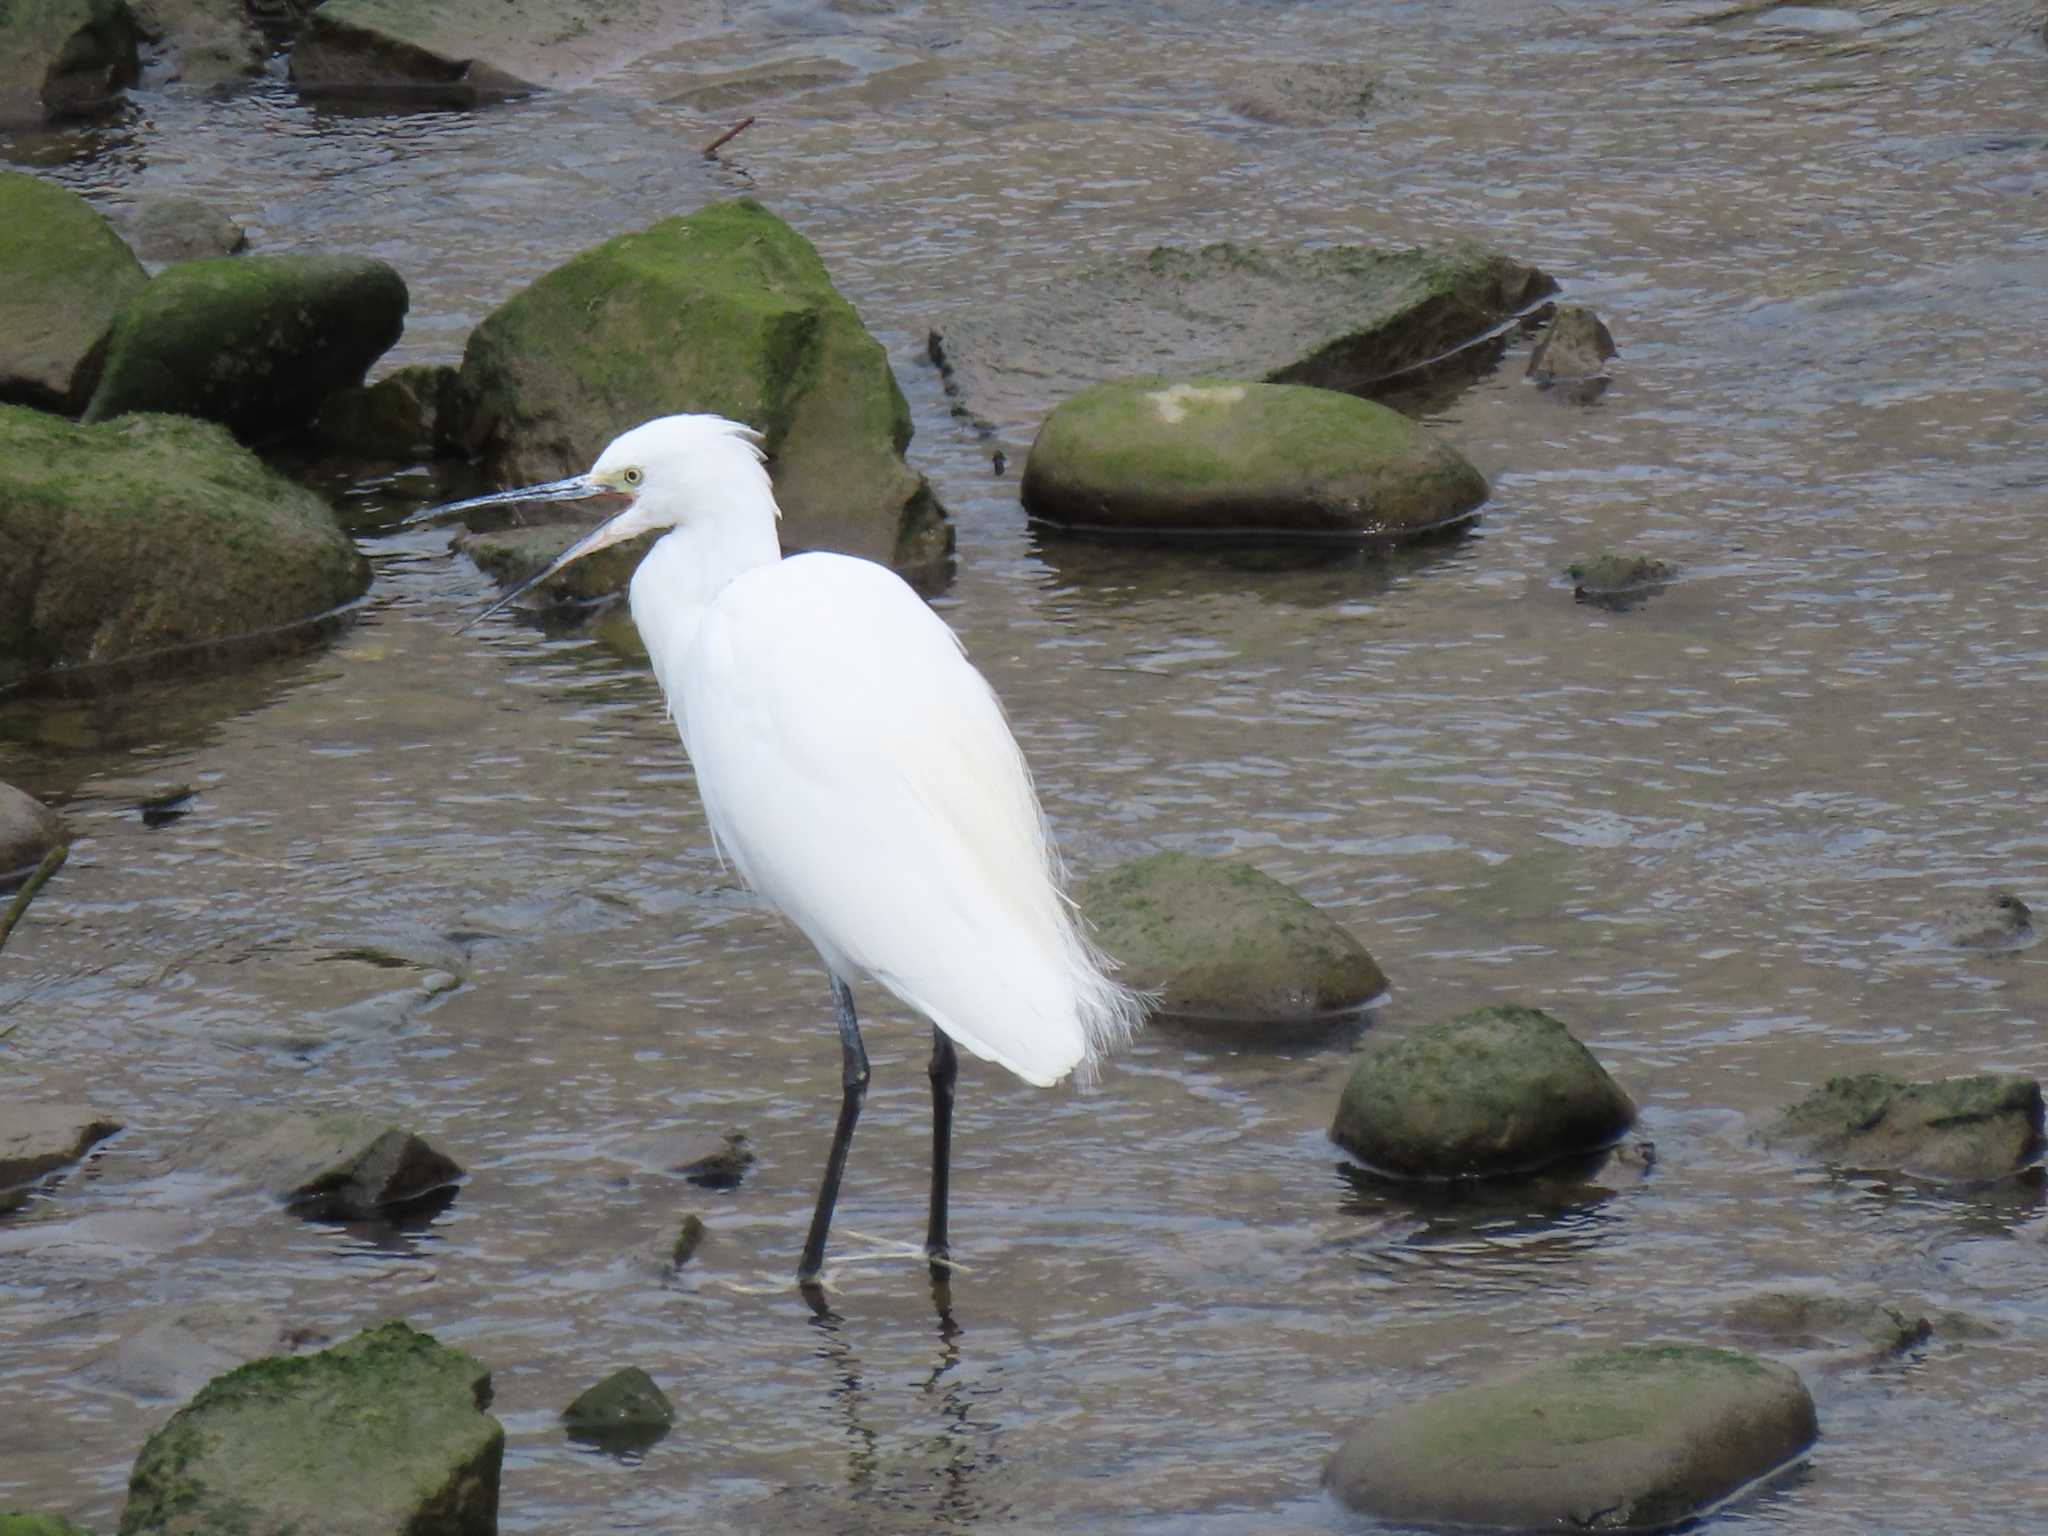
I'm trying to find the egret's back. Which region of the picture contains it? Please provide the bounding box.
[668,552,1141,1087]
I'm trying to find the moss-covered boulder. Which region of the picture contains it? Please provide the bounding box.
[0,172,147,413]
[174,1108,463,1219]
[0,1514,96,1536]
[1,782,70,882]
[0,1102,120,1193]
[0,407,369,686]
[562,1366,675,1454]
[313,363,455,461]
[120,1320,502,1536]
[1331,1005,1636,1178]
[1762,1073,2043,1183]
[124,194,248,265]
[446,198,948,580]
[930,238,1555,441]
[1075,852,1385,1039]
[1022,378,1485,539]
[1324,1345,1816,1530]
[83,254,408,440]
[129,0,265,86]
[0,0,139,124]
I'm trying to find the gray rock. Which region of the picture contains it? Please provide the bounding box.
[0,0,139,124]
[0,783,69,883]
[0,406,370,687]
[929,238,1555,442]
[1724,1290,1932,1363]
[0,1103,122,1193]
[1570,552,1675,611]
[125,195,248,264]
[175,1108,463,1219]
[290,0,722,105]
[0,172,147,413]
[1074,852,1385,1039]
[1324,1345,1816,1530]
[676,1130,754,1189]
[454,521,654,607]
[1935,889,2034,951]
[120,1320,502,1536]
[130,0,266,85]
[445,198,949,583]
[1762,1073,2043,1183]
[1227,60,1379,126]
[562,1366,675,1454]
[311,362,454,462]
[1529,303,1617,382]
[84,253,409,441]
[1331,1005,1636,1178]
[1022,377,1485,540]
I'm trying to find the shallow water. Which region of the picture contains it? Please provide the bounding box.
[4,1,2047,1530]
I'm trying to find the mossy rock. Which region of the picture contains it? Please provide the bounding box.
[1529,303,1617,381]
[0,1514,96,1536]
[128,0,266,87]
[313,363,455,461]
[0,0,139,125]
[173,1108,463,1219]
[0,406,370,686]
[446,198,949,580]
[1724,1291,1933,1361]
[1324,1344,1816,1530]
[562,1366,675,1454]
[454,521,655,606]
[1762,1073,2043,1183]
[1075,851,1386,1038]
[930,238,1555,441]
[1022,377,1485,539]
[1331,1005,1636,1178]
[84,254,409,441]
[1569,552,1674,610]
[120,1320,502,1536]
[0,171,146,413]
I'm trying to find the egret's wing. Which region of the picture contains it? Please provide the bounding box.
[676,553,1106,1086]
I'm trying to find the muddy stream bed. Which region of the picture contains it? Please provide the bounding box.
[4,2,2046,1531]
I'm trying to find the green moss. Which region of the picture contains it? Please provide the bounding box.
[0,170,146,411]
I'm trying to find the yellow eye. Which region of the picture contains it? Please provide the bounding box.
[622,467,644,487]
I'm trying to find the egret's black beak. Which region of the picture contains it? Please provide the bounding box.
[405,474,636,631]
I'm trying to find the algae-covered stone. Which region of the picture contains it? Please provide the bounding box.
[1529,303,1616,382]
[1934,890,2034,950]
[0,407,369,686]
[174,1108,463,1219]
[1075,852,1385,1037]
[0,172,147,413]
[0,1103,121,1192]
[562,1366,675,1454]
[0,1514,96,1536]
[1022,378,1485,539]
[125,195,248,265]
[1725,1290,1932,1362]
[447,198,948,579]
[120,1320,502,1536]
[129,0,266,86]
[313,363,455,461]
[1331,1005,1635,1178]
[0,0,139,124]
[84,253,409,440]
[1324,1345,1816,1530]
[1570,551,1674,611]
[1,782,70,882]
[1763,1073,2043,1183]
[930,238,1555,440]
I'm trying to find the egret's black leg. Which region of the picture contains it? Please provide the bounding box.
[797,976,869,1284]
[927,1026,959,1265]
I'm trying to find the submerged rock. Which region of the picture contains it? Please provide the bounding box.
[1935,889,2034,951]
[929,238,1554,440]
[121,1320,502,1536]
[84,253,408,440]
[1228,60,1380,126]
[1023,378,1485,540]
[0,1103,121,1200]
[1762,1073,2043,1183]
[1570,552,1675,611]
[0,0,139,124]
[676,1130,755,1189]
[1,783,70,883]
[1324,1345,1816,1530]
[175,1108,463,1219]
[1075,852,1385,1039]
[1331,1005,1636,1178]
[125,195,248,265]
[0,407,369,687]
[1528,303,1617,382]
[446,198,948,581]
[0,173,147,414]
[562,1367,675,1454]
[1724,1290,1933,1363]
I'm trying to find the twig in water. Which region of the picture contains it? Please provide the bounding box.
[0,843,68,956]
[702,115,757,158]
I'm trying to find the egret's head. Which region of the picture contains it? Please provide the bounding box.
[406,414,773,625]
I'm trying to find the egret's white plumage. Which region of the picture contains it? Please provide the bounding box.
[416,413,1143,1280]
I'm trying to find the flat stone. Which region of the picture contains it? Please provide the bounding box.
[1325,1345,1817,1531]
[929,238,1554,442]
[1,782,70,883]
[1331,1005,1636,1178]
[120,1320,502,1536]
[1762,1073,2043,1183]
[1075,852,1385,1039]
[0,1103,122,1192]
[0,172,147,413]
[1021,377,1485,540]
[174,1108,463,1219]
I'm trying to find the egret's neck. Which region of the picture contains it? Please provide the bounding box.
[627,498,781,743]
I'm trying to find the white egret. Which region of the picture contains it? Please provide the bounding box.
[412,415,1144,1286]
